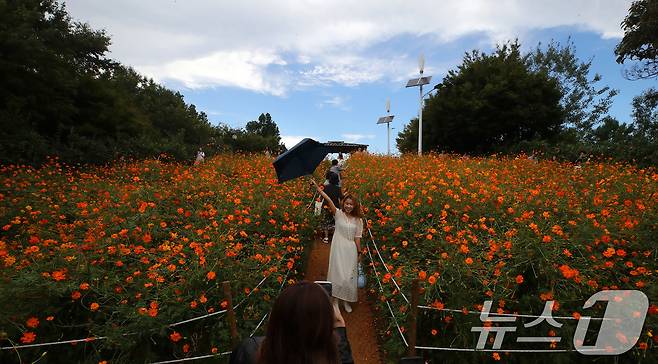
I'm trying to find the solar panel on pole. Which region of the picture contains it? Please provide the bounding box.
[377,115,394,124]
[406,70,432,155]
[405,76,431,88]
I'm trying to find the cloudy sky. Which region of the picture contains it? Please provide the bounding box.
[65,0,655,153]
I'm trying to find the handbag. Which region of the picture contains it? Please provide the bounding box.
[357,263,366,288]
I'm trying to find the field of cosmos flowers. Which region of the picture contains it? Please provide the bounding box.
[348,153,657,363]
[0,152,656,363]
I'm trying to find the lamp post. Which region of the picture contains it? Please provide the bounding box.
[377,98,394,155]
[406,54,432,156]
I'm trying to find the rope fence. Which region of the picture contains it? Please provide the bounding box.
[149,351,232,364]
[0,255,290,353]
[363,221,611,355]
[364,239,409,347]
[366,226,409,304]
[249,259,294,338]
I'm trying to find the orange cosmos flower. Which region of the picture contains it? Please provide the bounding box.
[90,303,100,311]
[465,257,474,265]
[206,271,216,280]
[432,300,445,310]
[20,332,36,344]
[515,275,524,284]
[52,270,66,281]
[169,331,182,342]
[26,317,39,328]
[559,264,578,279]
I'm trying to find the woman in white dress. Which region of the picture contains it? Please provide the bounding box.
[194,148,205,165]
[312,179,363,313]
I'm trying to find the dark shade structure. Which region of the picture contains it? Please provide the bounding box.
[323,141,368,153]
[273,138,329,183]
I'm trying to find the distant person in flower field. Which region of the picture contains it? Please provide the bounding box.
[337,153,346,168]
[321,172,343,243]
[194,148,205,165]
[229,281,354,364]
[312,179,363,313]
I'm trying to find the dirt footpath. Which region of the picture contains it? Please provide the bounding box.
[304,239,384,364]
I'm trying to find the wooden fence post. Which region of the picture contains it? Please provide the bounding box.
[408,278,419,357]
[223,281,240,347]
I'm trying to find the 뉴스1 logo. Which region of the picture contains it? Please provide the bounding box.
[470,290,649,354]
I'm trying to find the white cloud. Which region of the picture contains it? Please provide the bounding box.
[299,54,415,87]
[65,0,633,94]
[318,95,351,110]
[341,134,376,143]
[140,49,289,95]
[281,135,318,149]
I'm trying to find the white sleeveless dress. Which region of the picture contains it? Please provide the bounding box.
[327,209,363,302]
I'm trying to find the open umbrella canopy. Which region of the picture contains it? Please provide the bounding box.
[273,138,329,183]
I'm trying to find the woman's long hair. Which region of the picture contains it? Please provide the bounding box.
[257,281,339,364]
[341,194,363,218]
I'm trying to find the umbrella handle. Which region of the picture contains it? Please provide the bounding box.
[308,176,319,190]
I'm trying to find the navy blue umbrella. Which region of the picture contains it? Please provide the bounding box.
[273,138,329,183]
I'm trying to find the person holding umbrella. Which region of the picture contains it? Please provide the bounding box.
[311,179,363,313]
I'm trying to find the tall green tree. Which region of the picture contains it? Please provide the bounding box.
[615,0,658,79]
[0,0,215,164]
[631,88,658,141]
[526,39,618,137]
[246,113,279,138]
[397,42,564,154]
[207,113,285,154]
[395,118,418,154]
[0,0,113,160]
[244,113,285,152]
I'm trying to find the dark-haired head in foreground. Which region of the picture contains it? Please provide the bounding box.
[257,281,339,364]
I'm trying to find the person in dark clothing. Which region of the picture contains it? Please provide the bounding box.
[328,159,346,187]
[322,172,343,243]
[229,281,354,364]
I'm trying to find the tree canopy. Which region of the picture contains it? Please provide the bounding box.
[0,0,283,164]
[211,113,286,154]
[397,42,564,154]
[526,40,618,138]
[615,0,658,79]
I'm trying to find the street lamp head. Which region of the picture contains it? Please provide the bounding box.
[386,97,391,114]
[419,53,425,74]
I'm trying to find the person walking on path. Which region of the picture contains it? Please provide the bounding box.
[322,172,343,243]
[328,158,346,187]
[311,179,363,313]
